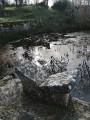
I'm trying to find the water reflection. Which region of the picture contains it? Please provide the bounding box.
[0,32,90,74]
[12,42,89,71]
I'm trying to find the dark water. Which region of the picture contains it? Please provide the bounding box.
[0,32,90,71]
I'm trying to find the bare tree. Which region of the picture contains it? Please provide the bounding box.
[24,0,27,4]
[87,0,90,5]
[72,0,90,6]
[33,0,39,4]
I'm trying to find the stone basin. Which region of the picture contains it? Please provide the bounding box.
[16,62,77,106]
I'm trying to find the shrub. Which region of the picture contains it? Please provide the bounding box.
[52,0,69,11]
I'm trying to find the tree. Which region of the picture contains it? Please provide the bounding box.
[24,0,27,4]
[43,0,48,7]
[15,0,23,7]
[34,0,39,4]
[1,0,5,9]
[45,0,48,6]
[15,0,18,7]
[19,0,23,6]
[87,0,90,5]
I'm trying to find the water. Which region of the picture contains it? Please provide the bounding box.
[0,32,90,71]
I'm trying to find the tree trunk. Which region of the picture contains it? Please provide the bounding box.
[2,0,5,9]
[15,0,18,7]
[46,0,48,7]
[88,0,90,5]
[25,0,27,5]
[44,0,48,7]
[16,1,17,7]
[19,0,23,6]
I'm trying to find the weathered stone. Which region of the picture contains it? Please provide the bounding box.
[0,76,22,106]
[40,71,76,94]
[0,19,43,33]
[71,61,90,101]
[16,62,77,106]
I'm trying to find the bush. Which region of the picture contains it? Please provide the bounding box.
[52,0,68,11]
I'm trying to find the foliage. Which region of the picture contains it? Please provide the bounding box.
[52,0,69,11]
[0,5,73,23]
[0,5,75,44]
[5,1,10,7]
[36,1,46,7]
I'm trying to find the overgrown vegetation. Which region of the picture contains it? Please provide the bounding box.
[0,5,73,23]
[0,1,76,44]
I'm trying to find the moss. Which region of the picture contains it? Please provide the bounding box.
[0,82,5,86]
[0,81,8,86]
[5,103,19,110]
[12,103,19,110]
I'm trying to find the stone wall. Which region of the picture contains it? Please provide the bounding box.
[0,19,43,32]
